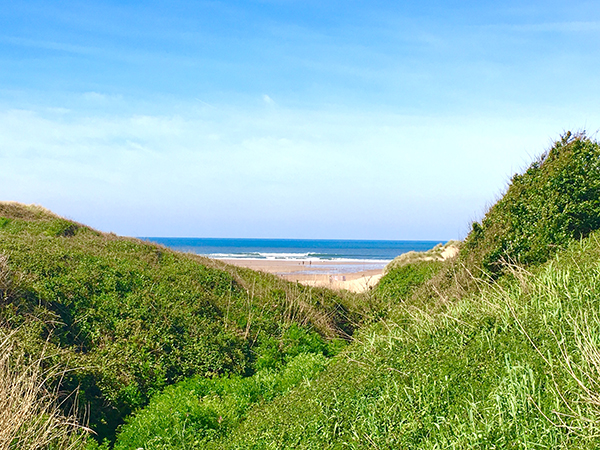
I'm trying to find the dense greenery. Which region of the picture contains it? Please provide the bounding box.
[114,351,329,449]
[122,237,600,448]
[210,235,600,448]
[0,203,356,443]
[376,260,443,302]
[463,131,600,276]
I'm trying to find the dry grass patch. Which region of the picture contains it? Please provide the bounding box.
[0,328,88,450]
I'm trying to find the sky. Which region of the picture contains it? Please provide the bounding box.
[1,0,599,239]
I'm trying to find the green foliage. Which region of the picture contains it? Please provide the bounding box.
[216,234,600,449]
[114,352,329,450]
[463,132,600,276]
[0,203,353,443]
[376,260,443,302]
[252,323,344,371]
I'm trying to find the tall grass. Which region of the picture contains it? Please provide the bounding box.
[0,328,87,450]
[1,252,86,448]
[202,235,600,449]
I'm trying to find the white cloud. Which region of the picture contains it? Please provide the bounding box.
[503,21,600,33]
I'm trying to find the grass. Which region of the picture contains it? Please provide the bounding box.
[210,235,600,448]
[0,202,359,444]
[0,327,87,450]
[376,259,444,305]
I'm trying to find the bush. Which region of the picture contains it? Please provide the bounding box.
[114,352,329,450]
[463,131,600,276]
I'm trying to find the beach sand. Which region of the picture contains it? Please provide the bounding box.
[220,259,384,293]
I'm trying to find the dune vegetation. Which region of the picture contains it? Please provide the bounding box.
[0,203,359,446]
[3,131,600,448]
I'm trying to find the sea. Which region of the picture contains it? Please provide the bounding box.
[141,238,444,274]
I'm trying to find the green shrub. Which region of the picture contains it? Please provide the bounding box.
[463,131,600,276]
[114,352,329,450]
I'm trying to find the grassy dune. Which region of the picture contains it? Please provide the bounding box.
[215,235,600,448]
[0,203,359,444]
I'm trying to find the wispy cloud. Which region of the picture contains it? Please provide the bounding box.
[488,21,600,33]
[1,1,599,237]
[0,35,98,55]
[263,94,276,105]
[0,97,580,237]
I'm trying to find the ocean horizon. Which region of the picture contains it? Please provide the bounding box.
[141,238,445,263]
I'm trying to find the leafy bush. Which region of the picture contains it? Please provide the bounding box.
[252,323,344,370]
[114,352,329,450]
[463,131,600,276]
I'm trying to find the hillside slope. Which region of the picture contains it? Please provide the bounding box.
[217,234,600,448]
[0,202,357,442]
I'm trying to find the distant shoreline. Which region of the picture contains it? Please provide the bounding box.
[219,258,385,293]
[142,237,444,262]
[142,237,445,293]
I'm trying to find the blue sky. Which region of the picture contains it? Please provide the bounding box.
[1,1,599,239]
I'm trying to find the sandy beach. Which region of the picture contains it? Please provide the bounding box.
[220,259,384,293]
